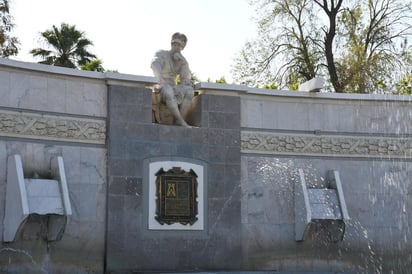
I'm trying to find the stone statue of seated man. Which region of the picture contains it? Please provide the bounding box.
[151,32,194,127]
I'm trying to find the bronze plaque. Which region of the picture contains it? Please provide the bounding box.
[155,167,198,225]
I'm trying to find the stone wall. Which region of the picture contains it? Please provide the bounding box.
[1,58,412,273]
[0,59,109,273]
[231,85,412,273]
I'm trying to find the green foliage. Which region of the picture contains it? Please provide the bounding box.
[80,59,105,72]
[206,76,227,84]
[232,0,321,88]
[233,0,412,93]
[334,1,411,93]
[176,71,199,85]
[286,71,300,90]
[215,76,227,84]
[190,72,200,84]
[30,23,97,69]
[0,0,19,57]
[262,83,278,89]
[106,69,119,73]
[396,72,412,95]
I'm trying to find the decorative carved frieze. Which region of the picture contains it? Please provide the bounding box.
[241,130,412,159]
[0,109,106,144]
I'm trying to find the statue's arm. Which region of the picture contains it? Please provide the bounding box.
[179,63,192,86]
[151,52,165,85]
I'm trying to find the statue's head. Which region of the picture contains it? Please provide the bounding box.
[171,32,187,50]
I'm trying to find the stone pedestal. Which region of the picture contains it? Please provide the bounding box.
[106,85,241,272]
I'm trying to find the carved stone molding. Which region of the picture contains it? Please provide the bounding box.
[0,109,106,144]
[241,130,412,159]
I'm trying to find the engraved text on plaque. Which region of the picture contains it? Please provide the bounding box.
[155,167,198,225]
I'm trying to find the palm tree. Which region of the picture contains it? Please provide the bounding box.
[30,23,96,68]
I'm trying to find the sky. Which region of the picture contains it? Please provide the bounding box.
[9,0,257,82]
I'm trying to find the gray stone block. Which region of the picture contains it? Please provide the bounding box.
[209,145,226,163]
[225,146,241,163]
[247,184,265,224]
[109,176,142,196]
[157,142,178,156]
[127,140,160,159]
[157,124,190,142]
[108,158,129,176]
[9,72,30,108]
[323,103,357,132]
[200,110,210,128]
[224,164,241,192]
[81,82,107,116]
[208,95,240,113]
[186,95,204,127]
[108,136,127,159]
[225,112,241,129]
[209,111,226,129]
[69,183,98,221]
[345,193,374,221]
[191,143,209,162]
[225,129,240,147]
[191,127,209,144]
[109,85,151,107]
[65,90,88,115]
[208,128,225,145]
[125,123,160,140]
[109,159,142,177]
[176,143,193,157]
[208,163,225,198]
[372,194,406,228]
[0,71,10,107]
[266,188,295,225]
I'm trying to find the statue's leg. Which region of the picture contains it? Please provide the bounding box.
[162,86,189,127]
[180,93,194,121]
[180,86,194,120]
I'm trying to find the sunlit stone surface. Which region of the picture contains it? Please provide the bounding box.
[1,58,411,273]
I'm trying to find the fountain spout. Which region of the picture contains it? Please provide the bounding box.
[295,169,349,242]
[3,154,72,242]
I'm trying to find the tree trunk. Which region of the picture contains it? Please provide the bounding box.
[324,18,343,92]
[316,0,344,92]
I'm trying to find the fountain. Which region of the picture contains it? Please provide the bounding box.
[3,154,72,242]
[0,57,411,273]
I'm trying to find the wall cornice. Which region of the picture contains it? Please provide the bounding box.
[0,58,156,86]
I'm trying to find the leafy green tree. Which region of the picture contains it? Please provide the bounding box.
[233,0,412,93]
[80,59,105,72]
[215,76,227,84]
[262,82,278,89]
[333,0,412,93]
[232,0,322,88]
[30,23,97,68]
[0,0,19,57]
[191,72,200,84]
[396,72,412,95]
[176,72,199,85]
